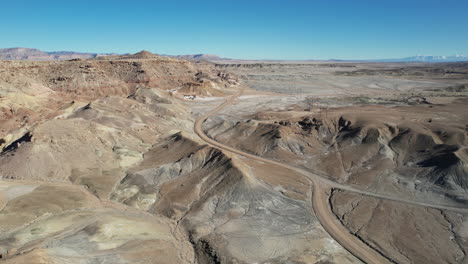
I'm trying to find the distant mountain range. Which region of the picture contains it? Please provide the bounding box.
[376,55,468,62]
[0,48,226,61]
[1,47,467,63]
[0,48,118,60]
[170,54,224,61]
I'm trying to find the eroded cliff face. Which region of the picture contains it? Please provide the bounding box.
[0,55,237,141]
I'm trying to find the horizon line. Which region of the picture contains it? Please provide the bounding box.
[0,47,467,62]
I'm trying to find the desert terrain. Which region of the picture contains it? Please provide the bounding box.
[0,52,467,264]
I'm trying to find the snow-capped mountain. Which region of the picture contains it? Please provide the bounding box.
[379,55,468,62]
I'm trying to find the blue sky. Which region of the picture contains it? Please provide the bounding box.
[1,0,467,60]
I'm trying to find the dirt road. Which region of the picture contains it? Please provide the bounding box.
[193,86,390,263]
[312,185,391,263]
[193,85,468,263]
[194,86,468,213]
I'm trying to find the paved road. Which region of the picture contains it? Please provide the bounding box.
[193,85,468,263]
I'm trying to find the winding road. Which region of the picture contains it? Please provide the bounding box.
[193,85,468,263]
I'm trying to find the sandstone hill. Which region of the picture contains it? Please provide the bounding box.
[0,51,237,141]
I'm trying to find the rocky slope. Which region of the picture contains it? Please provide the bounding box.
[110,133,359,263]
[0,181,194,264]
[200,91,468,263]
[204,98,468,207]
[0,51,237,141]
[0,53,361,263]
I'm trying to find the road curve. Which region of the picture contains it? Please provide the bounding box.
[312,186,391,264]
[193,85,468,263]
[194,86,468,213]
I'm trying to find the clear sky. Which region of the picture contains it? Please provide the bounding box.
[1,0,467,60]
